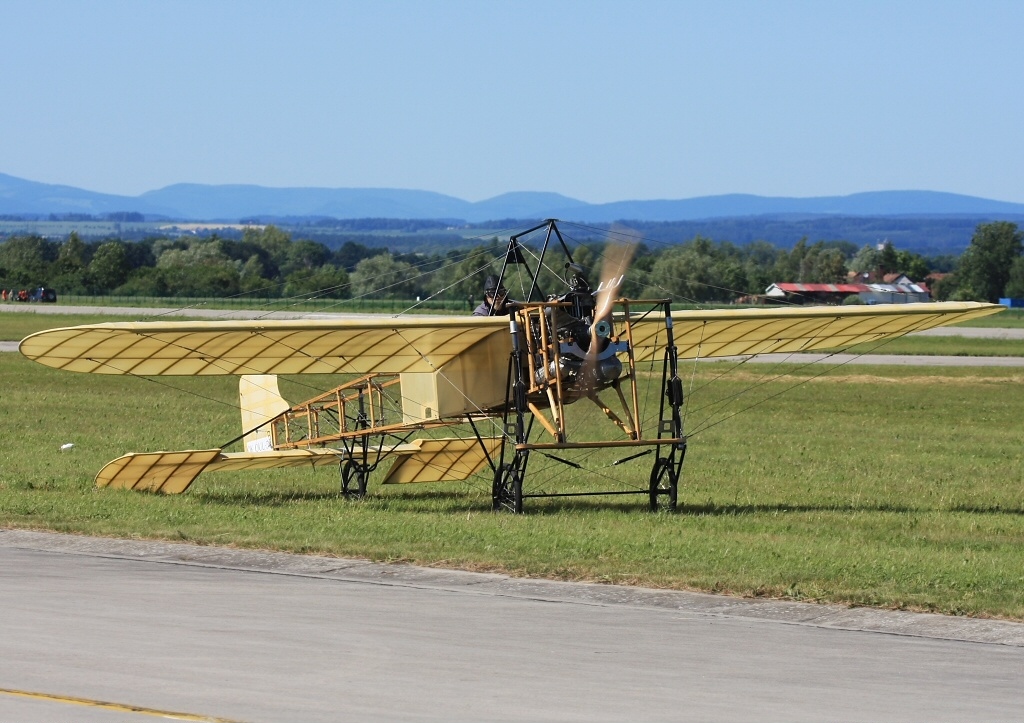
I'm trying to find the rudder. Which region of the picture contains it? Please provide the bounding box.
[239,375,291,453]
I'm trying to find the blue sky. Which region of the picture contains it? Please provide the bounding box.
[2,0,1022,204]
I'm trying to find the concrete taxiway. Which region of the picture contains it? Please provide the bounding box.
[1,530,1022,722]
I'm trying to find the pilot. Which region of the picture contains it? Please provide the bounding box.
[473,275,514,316]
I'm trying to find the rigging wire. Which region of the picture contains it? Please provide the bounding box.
[684,312,948,438]
[96,217,954,504]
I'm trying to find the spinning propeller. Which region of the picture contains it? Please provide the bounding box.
[583,226,639,386]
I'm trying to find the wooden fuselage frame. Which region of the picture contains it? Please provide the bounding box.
[264,298,681,453]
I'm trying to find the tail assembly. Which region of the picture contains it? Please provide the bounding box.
[239,375,291,453]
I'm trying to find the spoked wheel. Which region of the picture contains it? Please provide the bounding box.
[341,460,369,500]
[492,460,525,514]
[648,457,679,512]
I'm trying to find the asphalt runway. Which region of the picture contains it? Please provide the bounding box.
[1,530,1022,723]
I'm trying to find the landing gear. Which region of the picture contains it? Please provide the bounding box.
[493,315,531,514]
[340,459,370,499]
[340,391,373,499]
[649,305,686,512]
[492,453,527,513]
[648,443,684,511]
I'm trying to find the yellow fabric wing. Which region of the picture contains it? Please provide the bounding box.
[624,301,1004,360]
[96,449,225,494]
[381,437,501,484]
[20,316,510,376]
[95,438,498,493]
[20,302,1003,375]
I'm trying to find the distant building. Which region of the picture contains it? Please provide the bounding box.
[765,281,931,304]
[765,283,869,304]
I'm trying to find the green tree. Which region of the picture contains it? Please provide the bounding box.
[281,239,332,277]
[284,265,351,299]
[159,263,241,297]
[894,249,931,281]
[332,241,384,271]
[647,237,745,303]
[773,238,807,282]
[805,247,847,283]
[429,245,499,303]
[0,235,58,286]
[50,232,91,293]
[239,255,272,295]
[849,245,880,276]
[878,241,899,275]
[56,232,88,270]
[1004,257,1024,298]
[241,225,292,276]
[930,274,959,301]
[156,237,242,296]
[89,241,131,291]
[114,267,168,296]
[956,222,1023,301]
[740,240,782,296]
[350,253,416,298]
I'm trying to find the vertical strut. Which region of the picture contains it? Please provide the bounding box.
[493,313,530,512]
[649,301,686,511]
[340,387,371,499]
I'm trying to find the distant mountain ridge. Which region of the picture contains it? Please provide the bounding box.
[2,172,1023,223]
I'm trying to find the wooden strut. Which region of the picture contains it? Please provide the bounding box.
[496,297,684,512]
[269,373,456,450]
[586,390,635,439]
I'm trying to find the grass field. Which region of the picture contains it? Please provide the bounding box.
[1,348,1021,619]
[844,335,1024,356]
[0,312,208,341]
[952,307,1024,328]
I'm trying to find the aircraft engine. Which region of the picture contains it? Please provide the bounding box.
[535,264,628,390]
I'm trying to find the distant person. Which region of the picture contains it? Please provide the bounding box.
[473,275,514,316]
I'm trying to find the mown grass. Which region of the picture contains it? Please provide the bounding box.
[952,307,1024,328]
[1,352,1022,619]
[844,336,1024,356]
[0,312,207,341]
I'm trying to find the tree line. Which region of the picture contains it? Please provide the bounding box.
[0,221,1021,304]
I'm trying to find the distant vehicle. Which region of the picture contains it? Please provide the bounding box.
[29,287,57,303]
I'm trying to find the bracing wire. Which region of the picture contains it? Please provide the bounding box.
[106,217,952,503]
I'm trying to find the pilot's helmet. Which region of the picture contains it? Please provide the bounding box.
[483,275,507,296]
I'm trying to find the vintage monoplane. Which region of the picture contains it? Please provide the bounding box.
[19,220,1005,512]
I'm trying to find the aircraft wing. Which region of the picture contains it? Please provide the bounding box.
[96,437,498,494]
[623,301,1004,361]
[19,301,1004,375]
[19,316,509,375]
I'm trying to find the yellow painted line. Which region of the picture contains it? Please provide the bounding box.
[0,687,243,722]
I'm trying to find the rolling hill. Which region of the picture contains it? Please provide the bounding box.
[3,172,1023,224]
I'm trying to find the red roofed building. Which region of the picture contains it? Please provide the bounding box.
[765,282,931,304]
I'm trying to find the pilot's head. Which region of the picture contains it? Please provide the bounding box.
[483,275,508,307]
